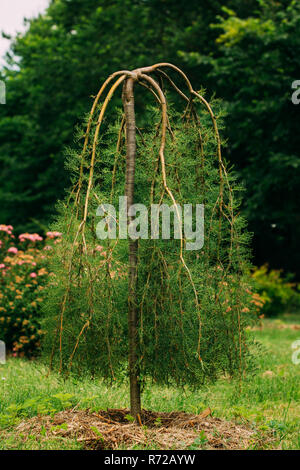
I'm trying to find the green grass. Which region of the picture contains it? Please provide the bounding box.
[0,315,299,450]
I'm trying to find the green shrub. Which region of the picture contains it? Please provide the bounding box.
[42,91,258,388]
[252,264,300,317]
[0,225,61,356]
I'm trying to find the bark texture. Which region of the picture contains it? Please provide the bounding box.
[122,77,141,419]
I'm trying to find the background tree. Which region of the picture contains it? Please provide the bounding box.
[181,1,300,276]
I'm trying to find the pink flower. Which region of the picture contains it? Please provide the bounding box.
[19,233,43,243]
[0,264,5,269]
[0,225,13,235]
[46,231,62,239]
[30,272,37,278]
[95,245,103,251]
[7,247,18,254]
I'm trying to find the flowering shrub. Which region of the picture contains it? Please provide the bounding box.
[252,264,300,316]
[0,225,61,356]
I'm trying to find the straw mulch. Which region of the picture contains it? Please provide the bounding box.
[13,407,261,450]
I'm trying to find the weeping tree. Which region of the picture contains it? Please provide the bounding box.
[42,63,256,419]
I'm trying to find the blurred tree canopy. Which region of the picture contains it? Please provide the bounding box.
[199,0,300,277]
[0,0,299,276]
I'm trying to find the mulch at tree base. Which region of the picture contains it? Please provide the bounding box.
[11,407,270,450]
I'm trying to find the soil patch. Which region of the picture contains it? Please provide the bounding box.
[13,407,264,450]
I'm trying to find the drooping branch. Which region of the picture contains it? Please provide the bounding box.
[138,72,203,360]
[83,74,127,228]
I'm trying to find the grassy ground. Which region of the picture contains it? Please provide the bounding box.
[0,315,299,450]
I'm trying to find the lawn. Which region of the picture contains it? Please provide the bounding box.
[0,315,299,450]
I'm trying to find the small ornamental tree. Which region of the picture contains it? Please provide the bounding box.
[42,64,256,419]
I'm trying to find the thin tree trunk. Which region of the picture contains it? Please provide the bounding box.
[122,77,141,419]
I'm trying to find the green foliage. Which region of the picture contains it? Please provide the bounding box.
[252,264,300,316]
[0,392,76,429]
[41,71,257,391]
[187,430,209,449]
